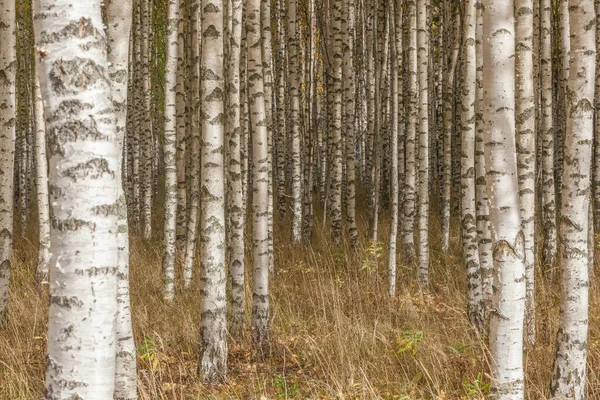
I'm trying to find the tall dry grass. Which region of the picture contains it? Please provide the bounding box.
[1,199,600,399]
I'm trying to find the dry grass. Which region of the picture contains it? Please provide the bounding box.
[2,202,600,399]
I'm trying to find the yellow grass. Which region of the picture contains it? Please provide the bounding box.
[1,201,600,399]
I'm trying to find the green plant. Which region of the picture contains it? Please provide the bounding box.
[361,241,384,273]
[138,336,161,371]
[396,330,424,356]
[462,372,490,398]
[274,374,299,399]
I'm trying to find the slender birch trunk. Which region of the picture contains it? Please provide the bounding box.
[475,1,492,316]
[388,0,399,297]
[461,0,484,333]
[441,6,460,254]
[142,0,153,240]
[33,75,50,284]
[261,0,275,272]
[105,0,136,396]
[34,1,120,396]
[541,0,557,277]
[227,0,245,338]
[288,0,303,243]
[416,0,429,287]
[175,6,187,263]
[550,1,595,397]
[345,0,358,247]
[0,0,16,328]
[183,0,201,286]
[482,0,527,396]
[247,0,270,356]
[403,0,418,263]
[330,0,344,245]
[275,0,287,219]
[516,0,536,349]
[162,0,180,303]
[199,0,228,382]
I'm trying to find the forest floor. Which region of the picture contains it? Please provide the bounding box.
[2,202,600,399]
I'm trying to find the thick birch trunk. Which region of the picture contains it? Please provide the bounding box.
[481,0,527,396]
[550,1,595,397]
[34,1,121,396]
[199,0,228,382]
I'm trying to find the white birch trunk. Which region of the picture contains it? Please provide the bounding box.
[105,0,136,397]
[403,0,418,263]
[199,0,228,382]
[248,0,270,356]
[388,0,399,297]
[34,1,121,396]
[475,1,493,317]
[183,0,201,287]
[162,0,180,303]
[417,0,429,287]
[550,0,595,397]
[461,0,484,333]
[541,0,557,277]
[515,0,536,349]
[226,0,245,338]
[288,0,303,243]
[481,0,527,396]
[175,7,187,263]
[330,0,344,245]
[33,75,51,284]
[0,0,16,328]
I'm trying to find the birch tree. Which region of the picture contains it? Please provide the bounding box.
[288,0,303,243]
[330,0,344,245]
[515,0,536,349]
[105,0,136,396]
[550,0,595,396]
[34,1,121,396]
[248,0,270,356]
[403,0,418,263]
[199,0,228,382]
[227,0,245,338]
[481,0,526,396]
[344,0,358,247]
[475,0,493,315]
[388,0,400,297]
[461,0,483,332]
[162,0,180,302]
[141,0,153,239]
[541,0,557,277]
[416,0,429,287]
[184,0,201,286]
[33,77,50,284]
[0,0,16,328]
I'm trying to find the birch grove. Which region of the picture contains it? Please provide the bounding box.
[0,0,599,398]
